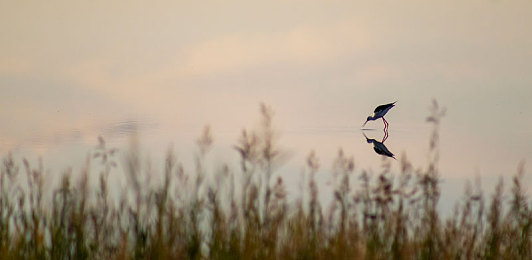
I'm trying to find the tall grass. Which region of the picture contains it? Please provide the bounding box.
[0,101,530,259]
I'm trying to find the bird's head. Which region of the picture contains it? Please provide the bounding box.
[362,132,372,143]
[362,116,372,127]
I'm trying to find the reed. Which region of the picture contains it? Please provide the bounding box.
[0,101,529,259]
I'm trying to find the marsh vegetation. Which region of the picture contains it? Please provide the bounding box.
[0,102,530,259]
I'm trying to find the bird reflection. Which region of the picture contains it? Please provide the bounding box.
[362,128,395,159]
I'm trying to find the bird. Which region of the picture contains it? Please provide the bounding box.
[362,132,395,159]
[362,101,396,129]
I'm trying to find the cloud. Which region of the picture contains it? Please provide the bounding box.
[176,19,371,77]
[38,17,374,127]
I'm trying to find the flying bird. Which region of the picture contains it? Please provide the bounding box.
[362,101,396,129]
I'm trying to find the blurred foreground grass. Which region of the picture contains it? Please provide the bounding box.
[0,102,530,259]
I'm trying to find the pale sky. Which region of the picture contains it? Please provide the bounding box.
[1,1,532,183]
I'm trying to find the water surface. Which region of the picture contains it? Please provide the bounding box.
[1,1,531,212]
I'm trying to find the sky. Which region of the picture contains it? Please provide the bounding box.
[1,0,532,193]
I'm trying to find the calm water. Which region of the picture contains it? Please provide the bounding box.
[1,1,532,213]
[2,102,530,215]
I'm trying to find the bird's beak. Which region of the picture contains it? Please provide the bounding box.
[362,120,368,128]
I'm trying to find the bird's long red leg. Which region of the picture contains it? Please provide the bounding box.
[382,128,389,142]
[383,117,388,130]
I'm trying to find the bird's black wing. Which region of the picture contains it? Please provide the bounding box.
[373,143,395,158]
[374,101,396,113]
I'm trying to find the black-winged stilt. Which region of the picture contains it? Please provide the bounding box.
[362,131,395,159]
[362,101,396,129]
